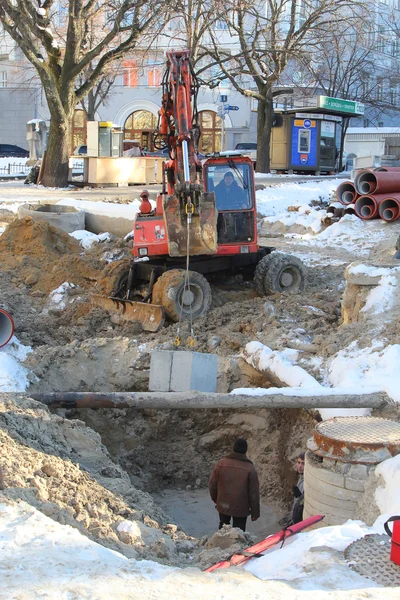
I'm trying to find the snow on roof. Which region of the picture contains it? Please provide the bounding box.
[346,127,400,135]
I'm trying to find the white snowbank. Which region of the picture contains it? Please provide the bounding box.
[70,230,111,249]
[375,454,400,515]
[45,282,75,311]
[326,341,400,404]
[256,180,337,218]
[237,341,385,420]
[0,337,32,391]
[361,274,398,315]
[298,214,388,255]
[1,500,398,599]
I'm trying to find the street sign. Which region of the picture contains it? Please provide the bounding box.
[220,95,228,103]
[317,96,365,116]
[227,105,239,111]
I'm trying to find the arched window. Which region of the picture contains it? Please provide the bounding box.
[124,110,157,151]
[198,111,222,154]
[72,109,87,153]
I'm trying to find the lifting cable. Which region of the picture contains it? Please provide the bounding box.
[174,197,196,349]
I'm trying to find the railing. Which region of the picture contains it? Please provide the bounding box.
[0,162,30,176]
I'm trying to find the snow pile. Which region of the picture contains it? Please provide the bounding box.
[0,499,397,598]
[0,337,32,391]
[299,214,388,255]
[245,520,369,582]
[361,274,398,315]
[326,341,400,404]
[233,342,384,420]
[375,454,400,516]
[243,341,322,389]
[255,180,337,218]
[70,230,111,249]
[45,282,76,311]
[263,205,324,233]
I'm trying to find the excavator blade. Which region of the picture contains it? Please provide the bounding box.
[92,295,165,333]
[163,192,218,257]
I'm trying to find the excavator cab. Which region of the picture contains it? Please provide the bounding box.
[204,156,257,246]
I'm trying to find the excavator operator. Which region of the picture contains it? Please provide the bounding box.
[214,171,249,210]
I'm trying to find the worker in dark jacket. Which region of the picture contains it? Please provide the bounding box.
[292,452,305,524]
[208,438,260,532]
[214,171,247,209]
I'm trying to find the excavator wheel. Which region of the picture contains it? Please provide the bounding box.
[152,269,212,322]
[96,259,131,298]
[254,253,307,296]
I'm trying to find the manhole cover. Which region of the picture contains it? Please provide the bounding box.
[345,534,400,587]
[311,417,400,461]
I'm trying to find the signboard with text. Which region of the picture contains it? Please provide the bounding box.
[317,96,365,115]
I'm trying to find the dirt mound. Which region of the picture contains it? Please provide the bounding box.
[0,394,193,565]
[0,217,103,294]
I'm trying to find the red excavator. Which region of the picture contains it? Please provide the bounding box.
[95,50,306,332]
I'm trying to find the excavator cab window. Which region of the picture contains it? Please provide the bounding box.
[205,162,255,244]
[205,163,253,211]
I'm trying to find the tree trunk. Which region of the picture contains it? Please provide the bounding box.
[41,114,72,187]
[256,91,273,173]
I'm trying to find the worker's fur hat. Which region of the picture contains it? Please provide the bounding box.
[233,438,248,454]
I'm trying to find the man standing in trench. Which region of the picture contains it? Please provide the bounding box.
[208,438,260,532]
[292,452,305,524]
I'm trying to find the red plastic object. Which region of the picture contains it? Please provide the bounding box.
[390,520,400,566]
[205,514,324,572]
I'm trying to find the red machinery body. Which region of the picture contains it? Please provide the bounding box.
[133,155,259,259]
[132,49,259,262]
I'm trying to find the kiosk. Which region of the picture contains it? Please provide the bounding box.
[270,96,365,174]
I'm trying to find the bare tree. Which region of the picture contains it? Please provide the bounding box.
[303,15,400,170]
[0,0,166,187]
[205,0,363,173]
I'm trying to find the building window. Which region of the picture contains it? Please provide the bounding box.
[71,109,87,153]
[198,110,222,154]
[0,72,7,88]
[124,110,157,151]
[123,60,138,87]
[147,60,162,87]
[376,78,384,102]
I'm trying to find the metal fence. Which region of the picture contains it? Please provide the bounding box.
[0,162,30,176]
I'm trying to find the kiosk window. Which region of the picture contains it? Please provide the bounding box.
[298,129,311,153]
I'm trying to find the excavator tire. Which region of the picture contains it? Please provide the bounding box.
[152,269,212,322]
[96,259,131,298]
[254,253,307,296]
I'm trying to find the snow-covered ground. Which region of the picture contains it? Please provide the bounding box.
[1,454,400,598]
[0,156,29,176]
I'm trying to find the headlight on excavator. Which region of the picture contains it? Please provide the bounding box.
[139,247,148,256]
[240,246,249,253]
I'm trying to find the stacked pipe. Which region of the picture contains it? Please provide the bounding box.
[335,168,400,222]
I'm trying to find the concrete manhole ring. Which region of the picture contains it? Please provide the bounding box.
[345,534,400,586]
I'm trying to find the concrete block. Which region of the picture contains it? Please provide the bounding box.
[149,350,218,393]
[344,477,365,492]
[306,460,345,488]
[347,464,369,480]
[149,351,173,392]
[170,351,218,393]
